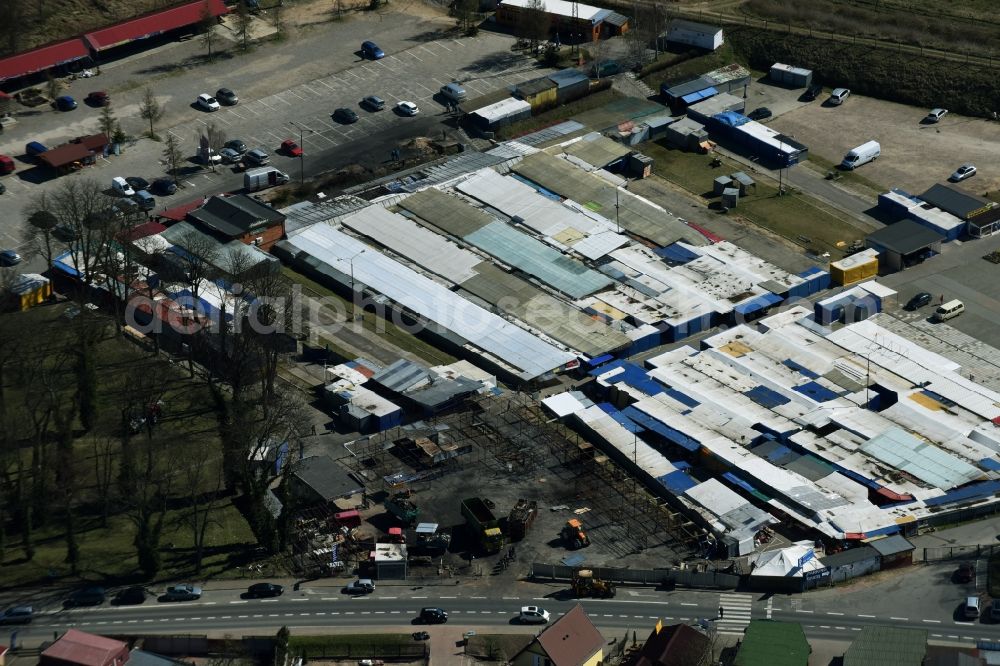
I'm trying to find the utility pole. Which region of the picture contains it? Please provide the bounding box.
[615,187,621,233]
[289,120,313,186]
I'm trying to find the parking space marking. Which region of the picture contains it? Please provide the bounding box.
[416,82,435,95]
[316,79,339,92]
[286,89,308,101]
[409,50,423,62]
[436,42,452,52]
[255,98,278,111]
[270,93,294,106]
[420,44,436,57]
[228,109,247,119]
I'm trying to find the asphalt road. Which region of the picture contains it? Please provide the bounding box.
[8,583,1000,647]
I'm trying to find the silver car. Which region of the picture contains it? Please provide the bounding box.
[163,584,202,601]
[949,163,977,182]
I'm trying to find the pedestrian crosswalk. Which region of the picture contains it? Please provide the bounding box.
[717,592,754,636]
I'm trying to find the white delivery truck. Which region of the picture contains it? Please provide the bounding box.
[841,141,880,170]
[244,166,289,192]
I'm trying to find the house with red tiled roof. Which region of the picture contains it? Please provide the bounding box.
[626,621,710,666]
[512,604,605,666]
[40,630,130,666]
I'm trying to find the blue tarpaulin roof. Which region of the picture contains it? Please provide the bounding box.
[712,110,751,127]
[587,353,615,367]
[622,406,701,451]
[654,242,701,264]
[924,480,1000,506]
[663,387,700,408]
[659,470,698,494]
[722,472,771,502]
[799,266,827,278]
[597,403,645,434]
[794,381,840,402]
[745,385,791,409]
[782,359,820,379]
[680,87,718,105]
[596,360,667,396]
[734,292,783,316]
[980,458,1000,471]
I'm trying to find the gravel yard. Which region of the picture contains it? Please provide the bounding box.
[769,92,1000,196]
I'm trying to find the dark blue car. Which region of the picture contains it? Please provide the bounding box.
[55,95,77,111]
[361,41,384,59]
[25,141,48,157]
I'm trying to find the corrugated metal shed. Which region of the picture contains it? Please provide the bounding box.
[464,221,613,299]
[456,167,604,239]
[283,223,575,380]
[562,134,632,170]
[470,98,532,125]
[860,427,982,490]
[513,152,708,247]
[341,204,481,283]
[516,120,587,146]
[868,534,914,557]
[372,359,432,393]
[842,626,926,666]
[460,262,630,357]
[399,187,493,237]
[280,196,371,232]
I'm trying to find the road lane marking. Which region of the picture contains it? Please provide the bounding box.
[261,599,279,603]
[923,619,941,623]
[797,610,814,613]
[471,596,486,599]
[322,598,338,601]
[440,596,456,599]
[680,603,696,606]
[290,598,309,602]
[954,621,974,625]
[890,617,909,621]
[857,614,875,618]
[230,601,248,604]
[826,612,844,616]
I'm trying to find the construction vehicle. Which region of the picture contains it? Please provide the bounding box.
[561,518,590,549]
[384,491,420,526]
[462,497,505,554]
[507,499,538,541]
[414,523,451,556]
[572,569,616,598]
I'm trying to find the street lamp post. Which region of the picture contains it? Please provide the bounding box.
[289,121,313,186]
[615,187,621,234]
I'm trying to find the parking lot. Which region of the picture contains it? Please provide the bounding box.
[767,86,1000,195]
[0,22,550,249]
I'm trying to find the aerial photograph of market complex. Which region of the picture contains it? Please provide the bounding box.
[2,0,1000,663]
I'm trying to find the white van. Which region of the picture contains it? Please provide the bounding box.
[841,141,880,170]
[933,299,964,322]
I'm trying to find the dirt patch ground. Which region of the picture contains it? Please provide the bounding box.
[771,93,1000,197]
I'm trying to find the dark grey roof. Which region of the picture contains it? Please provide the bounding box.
[819,545,880,568]
[663,76,716,98]
[372,359,432,393]
[515,78,557,97]
[919,183,993,219]
[869,534,914,557]
[668,18,722,34]
[293,455,364,502]
[866,219,944,254]
[128,651,194,666]
[406,376,483,409]
[189,195,285,238]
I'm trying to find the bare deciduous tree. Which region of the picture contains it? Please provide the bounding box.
[234,1,253,51]
[162,133,185,185]
[200,0,218,59]
[139,87,165,140]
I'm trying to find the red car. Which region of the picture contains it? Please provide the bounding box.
[85,91,110,107]
[281,139,303,157]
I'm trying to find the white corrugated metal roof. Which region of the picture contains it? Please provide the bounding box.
[685,478,747,516]
[572,231,629,260]
[284,223,574,380]
[575,405,678,480]
[456,168,606,238]
[542,391,588,417]
[471,98,531,124]
[340,204,482,284]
